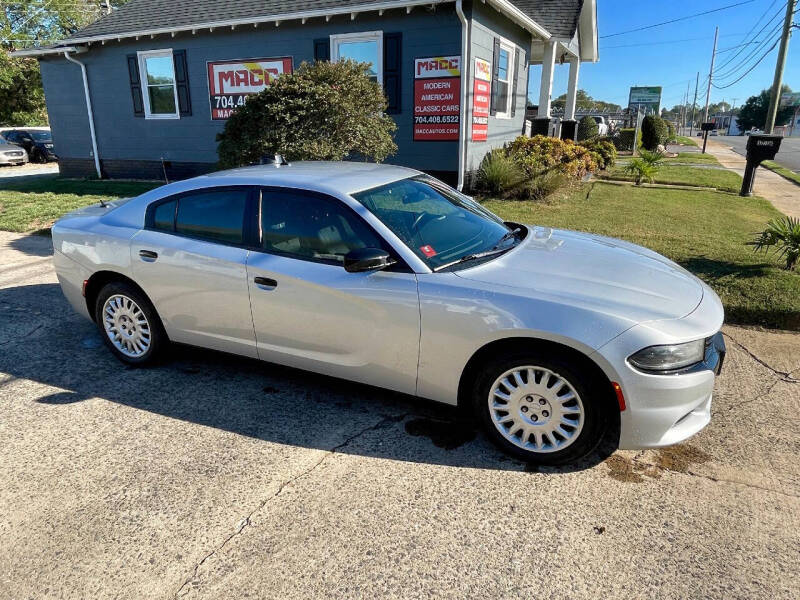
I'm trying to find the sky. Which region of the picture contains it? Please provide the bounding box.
[528,0,800,111]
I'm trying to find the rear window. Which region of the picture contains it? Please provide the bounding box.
[175,190,248,244]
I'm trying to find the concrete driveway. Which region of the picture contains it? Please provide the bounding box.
[1,230,798,600]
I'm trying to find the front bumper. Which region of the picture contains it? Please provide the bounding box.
[0,152,28,165]
[594,284,726,449]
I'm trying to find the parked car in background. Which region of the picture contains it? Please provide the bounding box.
[51,161,725,465]
[591,116,609,135]
[744,128,764,136]
[1,129,56,162]
[0,139,29,166]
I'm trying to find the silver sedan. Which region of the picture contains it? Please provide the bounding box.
[0,140,28,165]
[51,161,725,465]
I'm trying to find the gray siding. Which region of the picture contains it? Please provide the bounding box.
[40,7,462,176]
[465,0,531,175]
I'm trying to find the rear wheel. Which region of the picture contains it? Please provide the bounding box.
[473,352,609,465]
[94,282,166,365]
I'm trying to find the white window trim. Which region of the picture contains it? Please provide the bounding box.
[137,49,180,120]
[495,38,516,120]
[330,30,383,85]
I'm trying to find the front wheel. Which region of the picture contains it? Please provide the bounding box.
[473,353,609,465]
[94,282,166,365]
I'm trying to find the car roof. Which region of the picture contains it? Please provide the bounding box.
[193,161,422,196]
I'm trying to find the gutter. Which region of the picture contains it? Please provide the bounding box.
[455,0,470,191]
[63,51,102,179]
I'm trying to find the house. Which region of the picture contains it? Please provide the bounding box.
[16,0,597,188]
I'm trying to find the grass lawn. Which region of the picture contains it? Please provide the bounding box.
[0,176,161,232]
[665,152,720,164]
[673,135,698,147]
[600,163,742,192]
[483,182,800,330]
[761,160,800,186]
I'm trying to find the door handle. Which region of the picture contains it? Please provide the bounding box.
[139,249,158,262]
[254,276,278,289]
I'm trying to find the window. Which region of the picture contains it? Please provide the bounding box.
[173,189,249,243]
[153,199,176,232]
[137,49,179,119]
[261,189,383,265]
[352,176,511,270]
[330,31,383,84]
[493,42,515,119]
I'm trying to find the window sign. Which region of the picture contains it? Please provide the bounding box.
[413,55,461,141]
[207,57,293,120]
[472,58,491,141]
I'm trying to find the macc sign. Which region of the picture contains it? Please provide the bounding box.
[207,57,293,120]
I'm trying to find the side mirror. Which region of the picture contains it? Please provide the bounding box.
[344,247,396,273]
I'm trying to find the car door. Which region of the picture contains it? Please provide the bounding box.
[130,186,259,358]
[246,187,421,395]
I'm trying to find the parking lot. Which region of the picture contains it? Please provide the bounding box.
[1,229,798,599]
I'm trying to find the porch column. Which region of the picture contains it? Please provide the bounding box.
[534,40,557,135]
[564,58,580,120]
[561,57,580,141]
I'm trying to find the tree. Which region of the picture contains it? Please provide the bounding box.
[737,86,794,131]
[217,60,397,167]
[552,89,621,113]
[0,1,129,125]
[641,115,668,151]
[577,115,598,141]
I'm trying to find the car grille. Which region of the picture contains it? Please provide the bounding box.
[4,151,23,157]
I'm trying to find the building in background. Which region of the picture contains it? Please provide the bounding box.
[16,0,598,187]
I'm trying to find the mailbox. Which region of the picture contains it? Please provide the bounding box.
[740,134,782,196]
[701,122,716,132]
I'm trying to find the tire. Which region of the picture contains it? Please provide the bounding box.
[94,281,167,366]
[472,351,610,466]
[31,149,44,163]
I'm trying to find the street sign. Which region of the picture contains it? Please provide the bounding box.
[780,92,800,107]
[628,86,662,115]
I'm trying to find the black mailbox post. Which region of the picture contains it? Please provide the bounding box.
[740,134,782,197]
[700,122,715,154]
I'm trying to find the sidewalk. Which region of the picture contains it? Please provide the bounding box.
[704,138,800,218]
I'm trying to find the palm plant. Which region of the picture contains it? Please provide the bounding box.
[748,216,800,271]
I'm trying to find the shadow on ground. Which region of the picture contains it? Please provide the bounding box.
[7,233,52,257]
[0,283,617,473]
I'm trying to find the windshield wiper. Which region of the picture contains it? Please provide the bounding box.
[493,227,522,250]
[433,247,511,271]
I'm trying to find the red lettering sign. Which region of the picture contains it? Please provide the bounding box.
[207,57,293,120]
[413,56,461,142]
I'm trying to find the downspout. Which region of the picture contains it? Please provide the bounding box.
[64,51,102,179]
[455,0,470,191]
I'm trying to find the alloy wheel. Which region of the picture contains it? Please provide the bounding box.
[102,294,152,358]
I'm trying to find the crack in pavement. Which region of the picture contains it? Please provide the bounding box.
[630,457,799,500]
[722,332,800,383]
[722,377,784,413]
[173,412,408,599]
[0,324,43,347]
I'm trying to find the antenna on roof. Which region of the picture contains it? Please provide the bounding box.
[260,154,290,166]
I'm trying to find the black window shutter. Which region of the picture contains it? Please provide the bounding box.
[510,47,521,118]
[314,38,330,62]
[489,38,500,116]
[126,54,144,117]
[383,32,402,114]
[173,49,192,116]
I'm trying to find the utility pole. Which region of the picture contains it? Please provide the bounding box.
[683,80,691,133]
[764,0,797,133]
[703,26,719,124]
[690,71,699,136]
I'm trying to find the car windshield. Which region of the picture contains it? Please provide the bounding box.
[28,131,51,141]
[351,175,518,270]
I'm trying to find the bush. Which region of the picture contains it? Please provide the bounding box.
[614,128,641,152]
[623,149,664,185]
[665,120,676,142]
[508,135,599,181]
[641,115,669,151]
[748,216,800,271]
[578,137,617,169]
[522,171,571,201]
[217,60,397,167]
[577,115,599,141]
[477,149,522,195]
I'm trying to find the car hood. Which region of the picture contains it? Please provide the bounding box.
[454,226,704,324]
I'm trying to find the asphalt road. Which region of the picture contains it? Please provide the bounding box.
[1,231,799,599]
[714,134,800,172]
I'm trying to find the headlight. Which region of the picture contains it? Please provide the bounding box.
[628,339,705,372]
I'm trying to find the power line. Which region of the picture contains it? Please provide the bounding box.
[714,1,786,72]
[713,23,783,80]
[712,37,781,88]
[600,32,748,49]
[600,0,756,39]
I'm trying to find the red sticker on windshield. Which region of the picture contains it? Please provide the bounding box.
[419,245,437,257]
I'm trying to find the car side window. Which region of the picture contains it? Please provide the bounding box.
[260,189,384,265]
[153,199,176,232]
[174,189,249,244]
